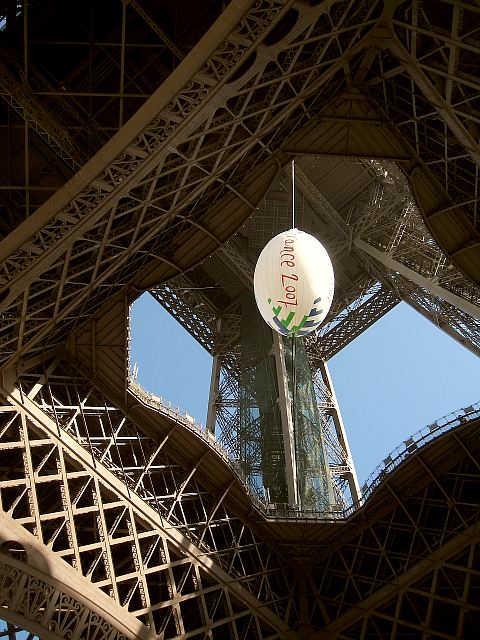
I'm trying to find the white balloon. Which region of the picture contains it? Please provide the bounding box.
[253,229,334,337]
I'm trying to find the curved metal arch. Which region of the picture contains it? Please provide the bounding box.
[0,515,149,640]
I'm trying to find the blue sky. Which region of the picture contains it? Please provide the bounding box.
[130,293,480,484]
[0,621,37,639]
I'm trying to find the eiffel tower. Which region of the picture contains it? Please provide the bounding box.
[0,1,479,638]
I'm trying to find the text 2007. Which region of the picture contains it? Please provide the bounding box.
[278,235,298,306]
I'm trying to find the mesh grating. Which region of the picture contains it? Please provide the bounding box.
[285,337,334,510]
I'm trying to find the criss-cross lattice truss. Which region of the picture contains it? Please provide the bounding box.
[0,0,480,638]
[1,358,480,638]
[151,155,479,509]
[1,0,480,369]
[0,358,299,638]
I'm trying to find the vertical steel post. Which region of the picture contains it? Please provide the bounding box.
[272,332,298,507]
[206,319,222,435]
[318,359,361,503]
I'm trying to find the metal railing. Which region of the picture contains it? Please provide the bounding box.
[127,378,480,521]
[128,378,263,505]
[347,401,480,515]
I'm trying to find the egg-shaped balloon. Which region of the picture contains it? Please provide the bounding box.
[253,228,334,337]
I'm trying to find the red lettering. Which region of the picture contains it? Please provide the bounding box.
[278,237,298,305]
[281,273,298,286]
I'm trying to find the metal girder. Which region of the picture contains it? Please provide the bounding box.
[314,361,361,507]
[272,332,298,507]
[356,250,480,357]
[296,159,480,358]
[365,262,480,356]
[128,0,185,61]
[0,0,384,369]
[368,2,480,282]
[1,335,479,637]
[388,25,480,171]
[0,59,84,173]
[355,237,480,318]
[150,279,217,353]
[316,517,480,638]
[400,277,480,357]
[0,513,156,640]
[0,370,299,639]
[1,2,480,638]
[310,282,400,361]
[218,237,256,283]
[0,0,264,358]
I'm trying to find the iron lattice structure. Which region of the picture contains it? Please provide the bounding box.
[152,156,480,510]
[0,1,479,638]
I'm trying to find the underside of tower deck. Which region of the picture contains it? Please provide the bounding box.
[0,1,480,638]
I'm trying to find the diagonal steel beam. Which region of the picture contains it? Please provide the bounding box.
[354,237,480,320]
[128,0,185,61]
[310,283,400,361]
[314,518,480,638]
[0,0,261,270]
[387,31,480,170]
[0,59,85,173]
